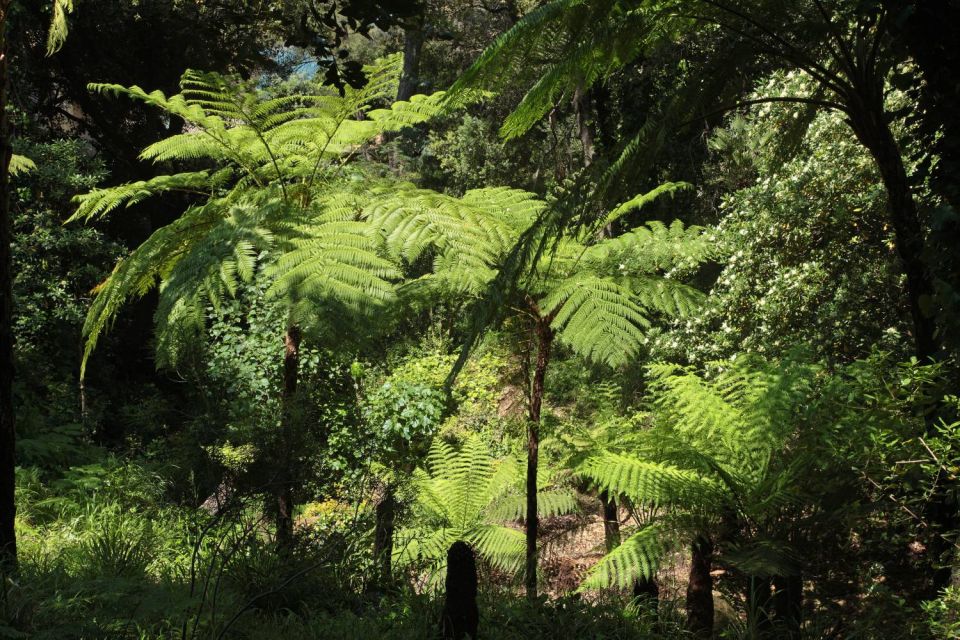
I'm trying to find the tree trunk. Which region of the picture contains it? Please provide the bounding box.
[0,0,17,574]
[573,83,595,167]
[600,490,620,552]
[847,88,938,362]
[373,483,396,590]
[746,574,773,636]
[440,541,479,640]
[686,536,713,638]
[773,573,802,639]
[397,20,425,102]
[275,325,300,549]
[525,316,553,601]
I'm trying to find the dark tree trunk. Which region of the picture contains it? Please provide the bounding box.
[397,20,425,102]
[525,316,553,601]
[773,573,803,639]
[746,574,773,636]
[600,491,620,552]
[275,325,300,549]
[685,537,713,638]
[846,88,938,362]
[373,483,396,590]
[573,83,595,167]
[0,0,17,574]
[440,541,479,640]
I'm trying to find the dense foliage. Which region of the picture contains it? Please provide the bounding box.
[2,1,959,639]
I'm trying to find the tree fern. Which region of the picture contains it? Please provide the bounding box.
[578,355,818,590]
[71,55,451,373]
[367,183,712,367]
[397,435,576,581]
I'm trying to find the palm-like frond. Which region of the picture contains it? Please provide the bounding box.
[580,523,670,589]
[399,436,576,581]
[449,0,654,140]
[9,154,37,176]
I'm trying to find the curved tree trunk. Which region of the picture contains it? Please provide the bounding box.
[525,316,553,601]
[0,0,18,574]
[275,325,301,550]
[686,536,713,638]
[847,87,938,362]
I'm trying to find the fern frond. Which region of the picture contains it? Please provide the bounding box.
[46,0,75,54]
[580,524,669,590]
[579,452,720,508]
[602,182,692,228]
[544,274,651,367]
[9,154,36,176]
[70,171,215,222]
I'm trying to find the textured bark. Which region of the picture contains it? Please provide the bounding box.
[525,316,553,601]
[275,325,301,549]
[373,484,396,589]
[573,84,595,167]
[773,573,803,639]
[397,20,425,102]
[0,0,17,573]
[600,491,620,552]
[685,537,713,638]
[440,541,479,640]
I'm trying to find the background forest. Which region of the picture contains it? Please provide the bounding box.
[1,1,959,638]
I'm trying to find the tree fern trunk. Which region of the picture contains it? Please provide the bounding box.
[746,574,773,636]
[275,325,300,549]
[373,482,396,590]
[686,536,713,638]
[397,19,425,102]
[525,317,553,601]
[0,0,17,574]
[600,491,620,552]
[773,573,802,639]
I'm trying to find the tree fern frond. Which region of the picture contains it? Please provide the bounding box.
[579,452,719,508]
[580,524,669,590]
[46,0,75,54]
[544,273,651,367]
[9,154,36,176]
[602,182,692,228]
[70,171,215,222]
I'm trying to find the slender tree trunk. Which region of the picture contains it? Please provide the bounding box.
[373,482,396,590]
[600,490,620,552]
[746,574,773,636]
[573,83,595,167]
[275,325,301,549]
[525,316,553,601]
[847,88,938,362]
[686,536,713,638]
[773,573,802,639]
[397,19,425,102]
[0,0,18,574]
